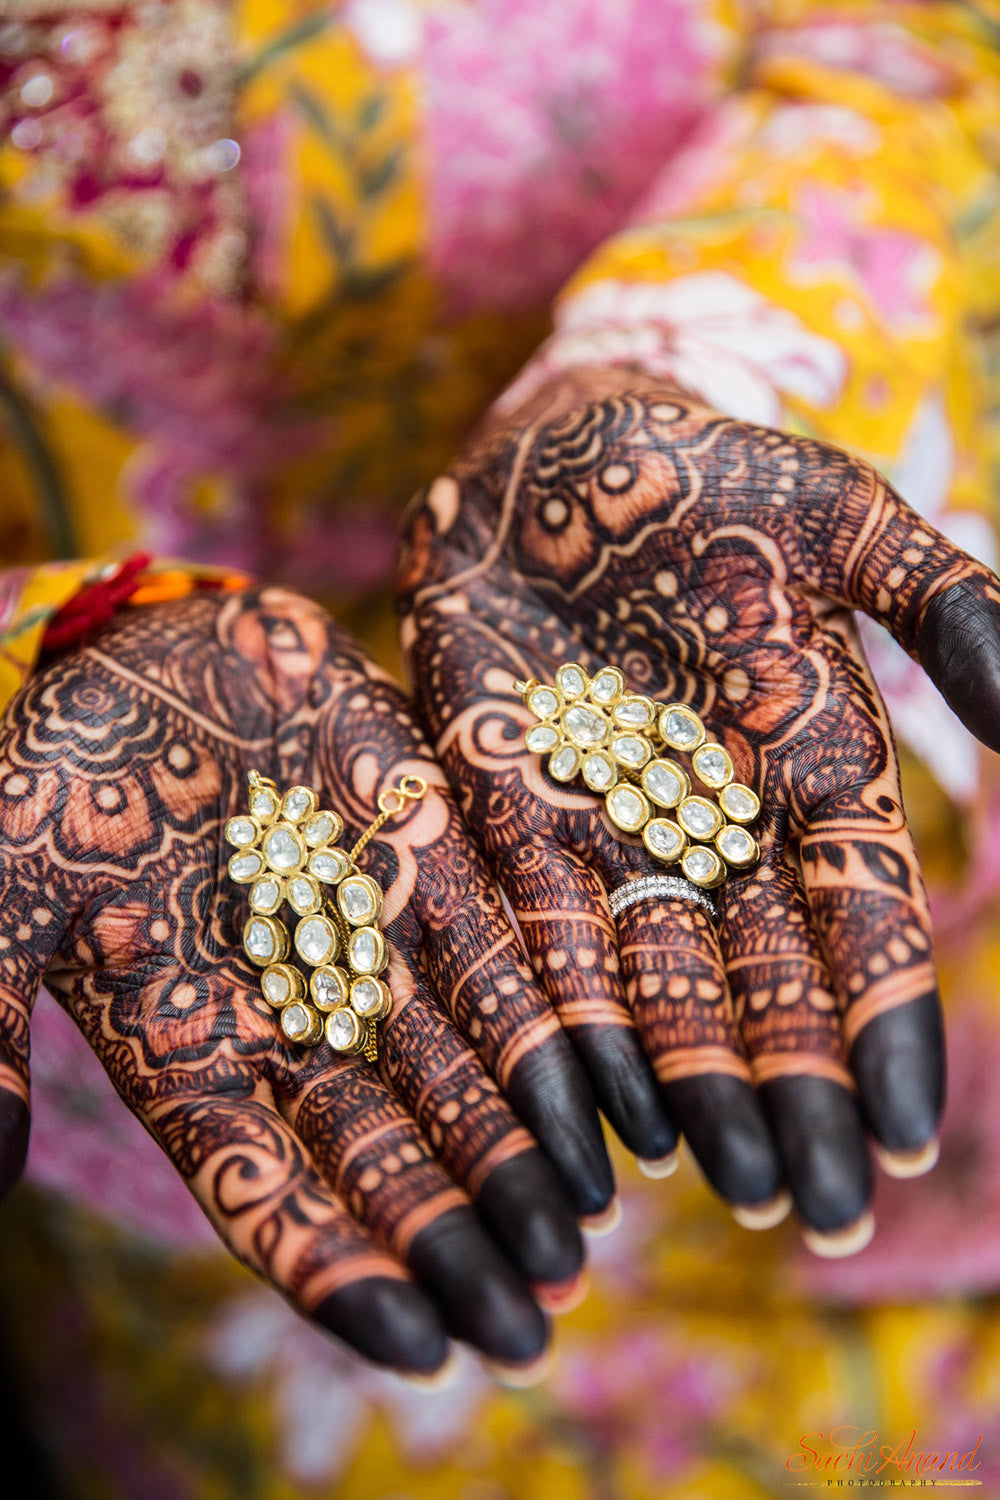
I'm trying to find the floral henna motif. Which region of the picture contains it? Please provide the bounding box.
[398,368,992,1230]
[0,588,593,1368]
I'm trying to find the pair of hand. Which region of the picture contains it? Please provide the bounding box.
[2,368,996,1374]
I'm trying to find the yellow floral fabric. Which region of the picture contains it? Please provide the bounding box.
[0,557,105,709]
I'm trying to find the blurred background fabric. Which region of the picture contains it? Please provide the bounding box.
[3,1,1000,1495]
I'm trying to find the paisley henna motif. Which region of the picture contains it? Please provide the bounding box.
[0,588,597,1369]
[398,367,992,1232]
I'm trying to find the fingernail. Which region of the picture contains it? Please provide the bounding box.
[397,1351,460,1390]
[488,1347,555,1388]
[874,1138,939,1179]
[637,1150,680,1180]
[534,1270,590,1315]
[802,1211,875,1259]
[580,1196,622,1238]
[732,1189,792,1231]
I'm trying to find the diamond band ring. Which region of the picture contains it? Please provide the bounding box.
[608,874,719,923]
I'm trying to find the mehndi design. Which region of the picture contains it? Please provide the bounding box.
[0,588,597,1372]
[397,365,998,1235]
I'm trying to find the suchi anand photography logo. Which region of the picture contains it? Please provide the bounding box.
[786,1429,985,1487]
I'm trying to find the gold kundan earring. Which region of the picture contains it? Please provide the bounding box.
[516,664,760,902]
[225,772,427,1057]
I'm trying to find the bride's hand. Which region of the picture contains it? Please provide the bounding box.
[0,586,605,1371]
[398,367,997,1244]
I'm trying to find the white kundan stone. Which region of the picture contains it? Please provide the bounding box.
[718,826,756,865]
[312,966,349,1010]
[245,918,276,962]
[720,783,759,823]
[525,723,559,754]
[263,824,303,872]
[582,751,616,791]
[281,1002,311,1040]
[644,819,684,862]
[250,789,278,821]
[225,816,257,848]
[611,733,649,769]
[309,849,348,884]
[288,876,320,914]
[249,876,282,913]
[228,850,263,882]
[693,745,732,787]
[282,788,314,822]
[351,977,384,1016]
[612,696,654,729]
[589,668,624,705]
[339,876,379,925]
[304,811,339,847]
[607,784,649,832]
[661,706,703,749]
[326,1008,361,1051]
[528,686,559,719]
[643,761,684,808]
[562,704,608,747]
[262,968,291,1005]
[555,664,588,699]
[682,846,722,884]
[548,744,580,782]
[348,927,382,974]
[678,798,720,838]
[295,915,337,966]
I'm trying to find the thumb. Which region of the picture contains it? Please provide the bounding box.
[794,445,1000,752]
[0,870,44,1202]
[0,783,71,1201]
[915,575,1000,757]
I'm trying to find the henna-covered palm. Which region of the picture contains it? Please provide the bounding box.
[398,367,1000,1238]
[0,586,611,1372]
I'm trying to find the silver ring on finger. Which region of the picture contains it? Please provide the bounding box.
[608,873,718,924]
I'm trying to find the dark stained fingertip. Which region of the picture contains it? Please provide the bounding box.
[312,1277,450,1373]
[573,1026,679,1164]
[664,1074,782,1206]
[505,1040,616,1217]
[476,1150,585,1287]
[849,991,945,1151]
[761,1075,873,1233]
[534,1269,589,1315]
[0,1091,29,1201]
[917,582,1000,754]
[408,1206,550,1366]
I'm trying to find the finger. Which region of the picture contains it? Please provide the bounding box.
[496,837,679,1164]
[0,949,34,1199]
[280,1052,549,1367]
[380,966,585,1291]
[612,890,783,1206]
[721,844,874,1239]
[149,1092,449,1372]
[418,861,614,1218]
[307,665,612,1212]
[415,659,675,1166]
[917,576,1000,755]
[794,619,944,1157]
[583,817,781,1199]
